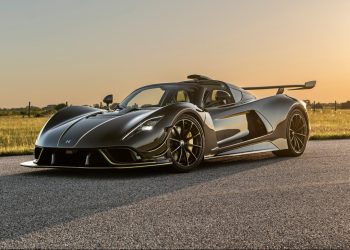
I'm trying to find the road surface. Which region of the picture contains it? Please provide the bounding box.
[1,140,350,248]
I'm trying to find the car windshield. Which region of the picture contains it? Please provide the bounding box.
[119,86,197,109]
[120,87,165,109]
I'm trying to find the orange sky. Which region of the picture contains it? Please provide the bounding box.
[0,0,349,108]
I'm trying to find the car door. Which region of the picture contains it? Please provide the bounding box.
[204,84,250,148]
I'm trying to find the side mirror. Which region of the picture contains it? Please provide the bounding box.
[103,94,113,110]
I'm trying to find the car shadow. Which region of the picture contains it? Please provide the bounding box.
[1,153,285,241]
[17,153,279,179]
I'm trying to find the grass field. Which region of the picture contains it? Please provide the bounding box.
[309,109,350,140]
[0,116,47,156]
[0,110,350,156]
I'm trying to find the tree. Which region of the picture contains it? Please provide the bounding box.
[55,103,67,111]
[341,101,350,109]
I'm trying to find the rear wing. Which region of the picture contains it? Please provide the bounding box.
[243,81,316,94]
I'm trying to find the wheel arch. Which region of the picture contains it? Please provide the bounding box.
[153,103,206,128]
[287,102,310,125]
[179,111,204,127]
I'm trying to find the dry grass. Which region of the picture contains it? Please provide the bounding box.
[0,116,48,155]
[309,109,350,140]
[0,110,349,156]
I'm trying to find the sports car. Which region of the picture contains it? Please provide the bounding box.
[21,74,316,172]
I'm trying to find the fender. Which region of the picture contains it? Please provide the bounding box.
[150,103,218,154]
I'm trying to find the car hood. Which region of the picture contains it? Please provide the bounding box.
[37,109,158,148]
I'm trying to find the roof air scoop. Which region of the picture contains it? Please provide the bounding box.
[187,74,212,81]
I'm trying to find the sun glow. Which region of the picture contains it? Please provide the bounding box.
[0,0,349,108]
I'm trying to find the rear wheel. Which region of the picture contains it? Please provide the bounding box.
[167,114,204,172]
[273,109,309,157]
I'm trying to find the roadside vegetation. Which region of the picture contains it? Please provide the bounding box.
[309,109,350,140]
[0,116,47,155]
[0,110,349,156]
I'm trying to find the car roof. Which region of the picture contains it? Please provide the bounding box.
[122,77,255,108]
[140,79,243,92]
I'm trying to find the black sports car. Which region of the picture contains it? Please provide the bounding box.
[21,74,316,172]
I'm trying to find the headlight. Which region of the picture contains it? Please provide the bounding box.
[122,116,163,140]
[140,119,159,131]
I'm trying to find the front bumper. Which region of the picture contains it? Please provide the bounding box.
[23,146,171,169]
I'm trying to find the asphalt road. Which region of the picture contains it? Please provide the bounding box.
[1,140,350,249]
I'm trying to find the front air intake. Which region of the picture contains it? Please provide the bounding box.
[36,148,109,167]
[103,148,140,163]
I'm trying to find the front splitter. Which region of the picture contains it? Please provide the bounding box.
[20,160,172,170]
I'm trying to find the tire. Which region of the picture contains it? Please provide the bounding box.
[273,109,309,157]
[167,114,205,172]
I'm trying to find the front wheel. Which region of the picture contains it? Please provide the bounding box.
[273,109,309,157]
[167,114,205,172]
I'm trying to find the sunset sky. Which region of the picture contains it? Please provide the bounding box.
[1,0,349,108]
